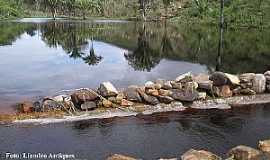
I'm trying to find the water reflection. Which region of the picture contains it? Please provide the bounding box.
[0,20,269,73]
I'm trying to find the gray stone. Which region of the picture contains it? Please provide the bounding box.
[198,81,213,91]
[81,101,97,110]
[145,81,155,89]
[98,82,119,97]
[158,96,174,104]
[163,81,173,90]
[228,145,263,160]
[181,149,222,160]
[224,73,240,85]
[124,86,142,102]
[264,71,270,81]
[171,89,199,102]
[71,89,98,107]
[198,92,207,100]
[252,74,266,93]
[209,72,228,86]
[175,72,193,82]
[42,99,62,111]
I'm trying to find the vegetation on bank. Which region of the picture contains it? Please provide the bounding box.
[0,0,270,27]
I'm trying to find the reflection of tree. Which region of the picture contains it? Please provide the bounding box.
[160,21,174,55]
[125,24,161,72]
[82,41,103,66]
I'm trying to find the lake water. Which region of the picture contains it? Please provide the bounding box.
[1,105,270,159]
[0,18,270,160]
[0,18,270,113]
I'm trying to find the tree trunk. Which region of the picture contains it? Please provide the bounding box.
[52,8,57,20]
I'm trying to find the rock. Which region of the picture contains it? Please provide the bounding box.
[53,95,68,102]
[209,72,228,86]
[209,72,227,86]
[158,96,174,104]
[81,101,97,110]
[212,85,232,98]
[240,82,253,89]
[240,88,256,95]
[181,149,222,160]
[252,74,266,93]
[198,81,213,91]
[102,99,113,108]
[145,81,155,89]
[191,99,231,110]
[116,93,125,104]
[18,101,34,113]
[198,92,207,100]
[175,72,193,82]
[156,79,165,86]
[145,89,159,97]
[171,89,199,102]
[267,84,270,92]
[159,89,173,97]
[106,154,137,160]
[264,71,270,81]
[171,81,182,89]
[71,89,98,107]
[99,82,119,97]
[121,99,134,107]
[259,139,270,153]
[43,99,62,111]
[124,86,142,102]
[224,73,240,85]
[138,88,159,105]
[239,73,256,83]
[185,82,199,90]
[163,81,173,90]
[228,145,263,160]
[108,97,117,103]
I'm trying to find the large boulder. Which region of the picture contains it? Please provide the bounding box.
[98,82,119,97]
[239,73,256,83]
[71,89,98,107]
[124,86,143,102]
[210,72,239,86]
[259,139,270,153]
[181,149,221,160]
[145,89,159,97]
[252,74,266,93]
[171,89,199,102]
[228,145,263,160]
[106,154,138,160]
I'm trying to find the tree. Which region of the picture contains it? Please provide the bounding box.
[46,0,63,20]
[75,0,102,20]
[162,0,172,17]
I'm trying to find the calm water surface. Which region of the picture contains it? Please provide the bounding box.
[1,106,270,159]
[0,18,270,112]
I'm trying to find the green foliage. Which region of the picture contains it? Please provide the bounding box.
[0,0,23,19]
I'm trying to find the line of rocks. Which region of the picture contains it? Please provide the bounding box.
[106,139,270,160]
[17,71,270,114]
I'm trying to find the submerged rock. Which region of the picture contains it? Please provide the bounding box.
[181,149,221,160]
[71,89,98,107]
[107,154,138,160]
[228,145,263,160]
[99,82,119,97]
[252,74,266,93]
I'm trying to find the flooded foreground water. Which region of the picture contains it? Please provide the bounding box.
[0,18,270,113]
[1,105,270,159]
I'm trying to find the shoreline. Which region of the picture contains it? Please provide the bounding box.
[1,70,270,125]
